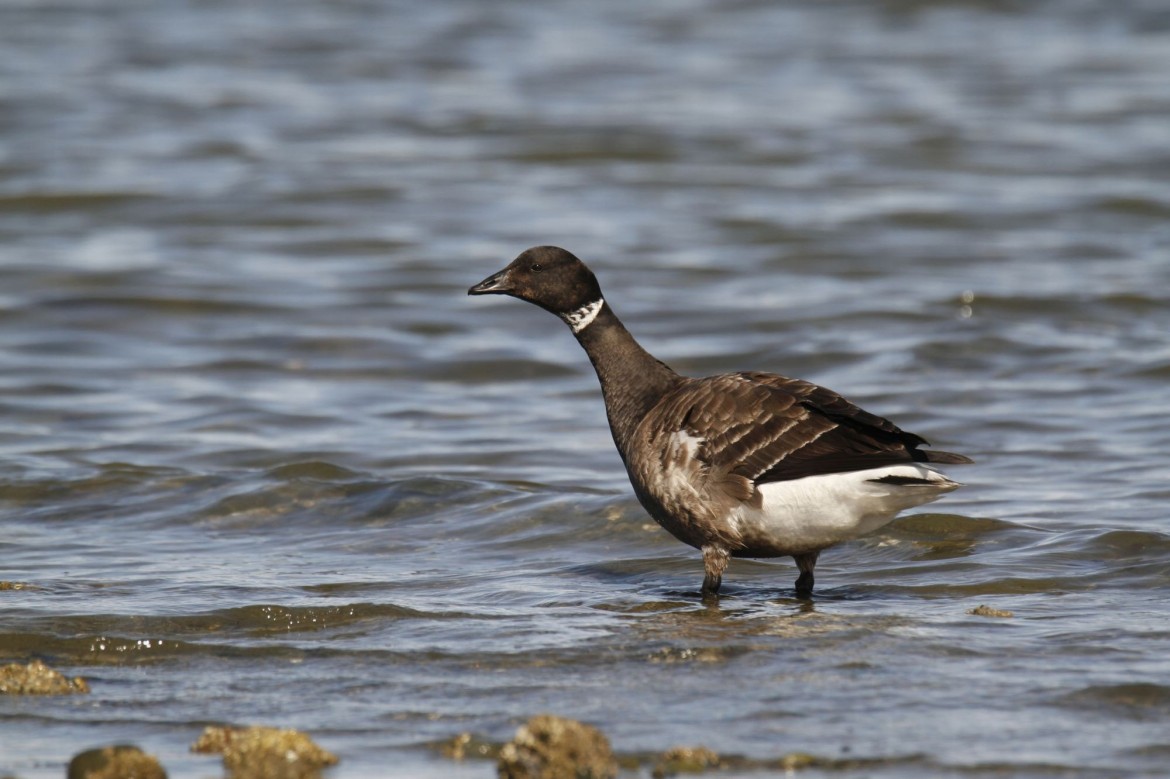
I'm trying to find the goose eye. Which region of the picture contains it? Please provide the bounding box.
[530,263,543,272]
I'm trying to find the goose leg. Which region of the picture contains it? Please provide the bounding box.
[701,545,730,595]
[793,552,819,596]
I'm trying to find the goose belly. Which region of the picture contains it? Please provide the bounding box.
[731,464,960,557]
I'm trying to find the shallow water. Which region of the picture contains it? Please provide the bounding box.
[2,0,1170,776]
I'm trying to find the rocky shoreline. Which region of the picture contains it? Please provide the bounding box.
[1,660,854,778]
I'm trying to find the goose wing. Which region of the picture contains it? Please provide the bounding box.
[650,372,969,501]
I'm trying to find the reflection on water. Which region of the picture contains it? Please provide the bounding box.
[3,1,1170,777]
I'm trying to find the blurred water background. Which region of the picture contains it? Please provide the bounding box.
[2,0,1170,776]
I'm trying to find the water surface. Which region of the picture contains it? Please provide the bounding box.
[3,1,1170,777]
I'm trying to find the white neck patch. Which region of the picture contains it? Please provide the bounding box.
[564,298,604,334]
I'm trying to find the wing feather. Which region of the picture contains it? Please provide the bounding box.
[647,372,970,494]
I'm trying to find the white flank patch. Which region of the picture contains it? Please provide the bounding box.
[668,429,704,460]
[661,430,705,493]
[735,464,960,552]
[564,298,604,334]
[659,429,705,493]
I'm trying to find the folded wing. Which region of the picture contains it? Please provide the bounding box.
[649,372,971,501]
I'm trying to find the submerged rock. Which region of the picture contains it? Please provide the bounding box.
[0,659,89,695]
[498,714,618,779]
[969,604,1014,618]
[776,752,818,770]
[192,725,338,778]
[67,745,166,779]
[652,746,722,777]
[439,719,882,777]
[437,731,500,762]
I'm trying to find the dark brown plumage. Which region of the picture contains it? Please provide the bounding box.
[470,246,971,596]
[655,371,970,488]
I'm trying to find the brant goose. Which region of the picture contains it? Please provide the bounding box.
[469,246,971,596]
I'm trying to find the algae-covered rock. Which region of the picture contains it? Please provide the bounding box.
[652,746,722,776]
[67,745,167,779]
[969,604,1014,618]
[438,732,500,761]
[498,714,617,779]
[0,659,89,695]
[777,752,818,770]
[192,725,338,778]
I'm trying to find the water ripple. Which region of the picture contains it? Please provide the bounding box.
[4,1,1170,777]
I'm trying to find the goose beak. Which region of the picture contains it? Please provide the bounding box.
[468,268,512,296]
